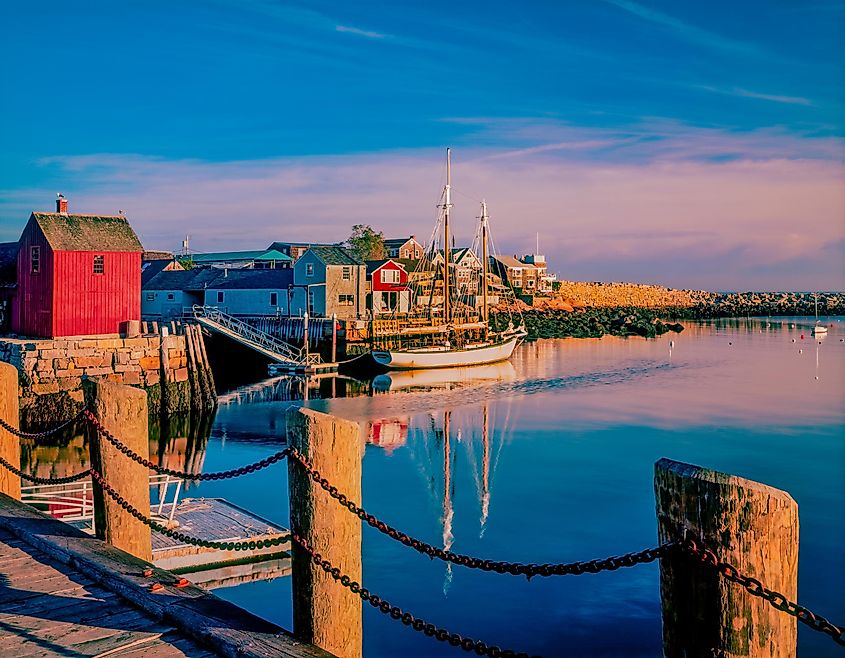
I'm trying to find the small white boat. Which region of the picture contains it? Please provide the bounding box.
[812,293,828,336]
[372,333,523,370]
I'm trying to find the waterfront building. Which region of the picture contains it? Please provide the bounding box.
[4,196,143,338]
[366,259,412,314]
[142,267,294,321]
[141,251,184,286]
[490,254,554,294]
[189,249,292,270]
[291,246,366,320]
[384,236,424,260]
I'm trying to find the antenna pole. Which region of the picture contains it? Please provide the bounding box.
[442,149,452,324]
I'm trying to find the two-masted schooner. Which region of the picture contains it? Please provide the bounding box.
[368,149,527,370]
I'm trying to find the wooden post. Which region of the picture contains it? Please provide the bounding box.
[84,379,152,562]
[303,312,310,361]
[0,362,21,499]
[286,408,362,658]
[331,313,337,363]
[655,458,798,658]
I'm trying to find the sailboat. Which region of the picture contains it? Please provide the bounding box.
[812,293,827,336]
[370,149,527,370]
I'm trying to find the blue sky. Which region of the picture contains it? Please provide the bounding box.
[1,1,843,289]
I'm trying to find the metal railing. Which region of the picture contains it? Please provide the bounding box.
[193,305,319,365]
[20,473,183,531]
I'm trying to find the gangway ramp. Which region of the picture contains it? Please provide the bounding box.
[192,305,324,371]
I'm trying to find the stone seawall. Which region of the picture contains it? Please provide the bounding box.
[551,281,699,308]
[0,327,215,427]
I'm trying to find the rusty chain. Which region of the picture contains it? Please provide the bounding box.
[92,465,539,658]
[84,409,290,480]
[681,537,845,647]
[0,408,88,439]
[0,454,91,484]
[6,411,843,649]
[89,467,290,551]
[287,446,677,578]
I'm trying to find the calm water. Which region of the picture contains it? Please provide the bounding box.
[27,318,845,657]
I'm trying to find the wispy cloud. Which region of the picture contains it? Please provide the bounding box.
[7,120,843,290]
[604,0,765,55]
[336,24,387,39]
[696,84,813,106]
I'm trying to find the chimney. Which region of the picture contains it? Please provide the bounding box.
[56,194,68,215]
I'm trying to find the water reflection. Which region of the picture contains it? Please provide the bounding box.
[21,411,215,487]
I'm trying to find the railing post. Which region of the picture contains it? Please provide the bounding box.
[0,361,21,499]
[655,458,798,658]
[84,379,152,562]
[286,407,362,658]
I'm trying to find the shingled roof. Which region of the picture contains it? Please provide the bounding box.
[31,213,143,252]
[307,246,364,266]
[144,267,293,291]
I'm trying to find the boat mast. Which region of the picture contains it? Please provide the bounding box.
[480,201,489,331]
[442,149,452,324]
[480,402,490,534]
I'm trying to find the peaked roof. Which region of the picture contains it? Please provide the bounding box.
[305,246,364,266]
[141,258,183,286]
[31,213,143,252]
[384,236,419,248]
[144,267,293,291]
[492,254,535,268]
[365,258,407,275]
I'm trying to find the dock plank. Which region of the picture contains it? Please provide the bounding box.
[0,494,335,658]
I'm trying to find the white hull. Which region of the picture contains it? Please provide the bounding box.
[812,325,828,336]
[372,335,521,370]
[372,361,517,392]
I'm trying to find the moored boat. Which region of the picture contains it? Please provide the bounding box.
[363,149,526,371]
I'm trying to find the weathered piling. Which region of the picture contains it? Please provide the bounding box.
[84,379,152,562]
[286,407,362,658]
[195,325,216,400]
[0,362,21,499]
[655,458,798,658]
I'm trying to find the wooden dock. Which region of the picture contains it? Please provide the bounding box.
[0,493,334,658]
[152,498,290,573]
[0,527,213,657]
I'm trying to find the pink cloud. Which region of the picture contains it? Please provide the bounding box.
[5,121,844,290]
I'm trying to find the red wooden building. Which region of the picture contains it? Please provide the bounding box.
[12,196,144,338]
[366,259,411,314]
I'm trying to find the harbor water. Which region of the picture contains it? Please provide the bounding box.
[24,318,845,657]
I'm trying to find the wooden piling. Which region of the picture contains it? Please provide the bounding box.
[331,313,337,363]
[286,408,362,658]
[0,362,21,499]
[195,325,216,402]
[84,379,152,562]
[655,458,798,658]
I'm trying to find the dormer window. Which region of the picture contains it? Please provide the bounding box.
[30,246,40,274]
[93,255,104,274]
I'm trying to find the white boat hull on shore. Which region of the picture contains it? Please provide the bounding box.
[371,335,522,370]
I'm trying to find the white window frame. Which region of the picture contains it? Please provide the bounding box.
[380,269,400,284]
[305,263,314,277]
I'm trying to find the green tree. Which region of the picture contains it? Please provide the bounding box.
[347,224,387,261]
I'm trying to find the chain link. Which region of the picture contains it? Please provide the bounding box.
[84,410,290,481]
[288,446,676,578]
[92,465,539,658]
[680,537,845,647]
[90,467,290,551]
[292,531,541,658]
[0,454,91,484]
[0,408,88,439]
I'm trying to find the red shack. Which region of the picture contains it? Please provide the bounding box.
[366,259,411,315]
[13,196,143,338]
